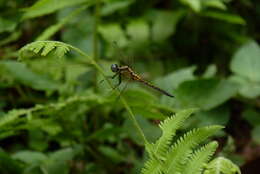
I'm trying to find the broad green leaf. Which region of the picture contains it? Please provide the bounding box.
[22,0,90,19]
[176,79,238,110]
[0,31,21,46]
[123,115,161,145]
[98,23,128,47]
[202,11,246,25]
[230,40,260,81]
[155,66,196,92]
[252,126,260,144]
[0,61,60,91]
[203,0,227,10]
[12,151,47,164]
[180,0,201,12]
[203,64,217,78]
[101,0,134,16]
[127,19,149,44]
[192,105,230,127]
[49,146,83,161]
[151,10,186,42]
[0,17,17,33]
[229,75,260,98]
[242,109,260,127]
[98,146,125,164]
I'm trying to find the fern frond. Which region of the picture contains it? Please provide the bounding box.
[19,41,70,60]
[141,158,163,174]
[0,94,106,130]
[204,157,241,174]
[150,108,198,159]
[163,125,223,174]
[182,141,218,174]
[0,109,31,128]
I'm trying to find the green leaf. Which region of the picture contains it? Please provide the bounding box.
[101,0,134,16]
[203,64,217,78]
[19,41,71,60]
[163,126,222,174]
[155,66,196,92]
[202,11,246,25]
[49,146,83,162]
[98,146,125,164]
[0,61,60,91]
[193,105,230,127]
[230,40,260,81]
[123,115,161,145]
[180,0,201,12]
[242,109,260,127]
[176,79,238,110]
[98,23,128,46]
[12,151,48,164]
[182,142,218,174]
[0,31,21,46]
[22,0,90,19]
[229,75,260,98]
[0,17,17,33]
[151,10,186,42]
[127,19,149,44]
[152,109,198,158]
[204,157,241,174]
[203,0,227,10]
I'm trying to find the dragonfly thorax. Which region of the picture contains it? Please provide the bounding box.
[111,64,119,72]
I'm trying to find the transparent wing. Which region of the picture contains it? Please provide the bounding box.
[112,41,134,67]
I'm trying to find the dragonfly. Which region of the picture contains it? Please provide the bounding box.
[109,63,174,97]
[107,42,174,98]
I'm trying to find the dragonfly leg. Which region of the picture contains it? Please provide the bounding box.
[113,73,122,89]
[114,79,131,101]
[99,73,119,84]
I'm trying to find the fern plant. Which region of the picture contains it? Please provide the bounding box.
[141,108,241,174]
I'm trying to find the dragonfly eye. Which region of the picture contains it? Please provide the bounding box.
[111,64,119,72]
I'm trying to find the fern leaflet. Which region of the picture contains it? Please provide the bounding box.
[204,157,241,174]
[182,141,218,174]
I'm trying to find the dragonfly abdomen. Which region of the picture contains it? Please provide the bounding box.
[137,78,174,97]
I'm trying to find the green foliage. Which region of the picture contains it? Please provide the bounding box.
[230,40,260,98]
[204,157,241,174]
[175,79,238,110]
[1,0,258,173]
[141,109,239,174]
[22,0,90,19]
[19,41,71,60]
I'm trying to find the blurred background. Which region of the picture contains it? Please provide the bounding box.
[0,0,260,173]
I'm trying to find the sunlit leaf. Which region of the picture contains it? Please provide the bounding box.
[202,11,246,25]
[176,78,238,110]
[151,10,186,42]
[0,61,60,91]
[231,40,260,81]
[229,75,260,98]
[22,0,90,19]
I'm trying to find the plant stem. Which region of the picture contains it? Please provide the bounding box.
[93,0,100,60]
[69,45,148,145]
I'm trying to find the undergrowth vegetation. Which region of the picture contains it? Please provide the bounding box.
[0,0,259,173]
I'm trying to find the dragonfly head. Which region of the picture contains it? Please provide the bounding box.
[111,64,119,73]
